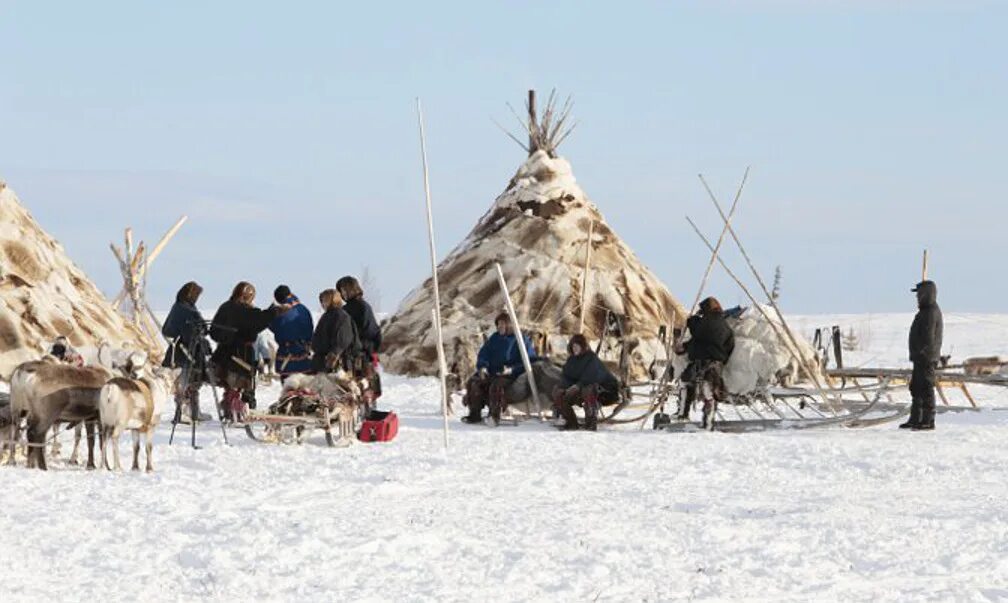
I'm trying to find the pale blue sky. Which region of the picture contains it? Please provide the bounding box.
[2,1,1005,314]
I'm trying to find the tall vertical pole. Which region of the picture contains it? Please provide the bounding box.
[922,249,929,281]
[495,263,543,417]
[527,89,537,154]
[578,220,595,334]
[416,98,450,450]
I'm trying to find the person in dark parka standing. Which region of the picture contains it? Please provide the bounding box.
[311,289,361,373]
[210,282,287,418]
[162,281,210,419]
[675,296,735,420]
[901,280,943,430]
[336,276,382,360]
[336,275,383,399]
[552,334,620,431]
[268,285,314,381]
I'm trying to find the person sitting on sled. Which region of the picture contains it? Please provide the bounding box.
[461,312,538,424]
[268,285,314,382]
[675,296,735,421]
[552,334,619,431]
[210,281,289,421]
[312,289,361,374]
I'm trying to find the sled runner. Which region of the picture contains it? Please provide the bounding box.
[243,386,362,448]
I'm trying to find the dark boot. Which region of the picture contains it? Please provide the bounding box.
[583,386,599,431]
[913,400,936,431]
[461,375,488,424]
[557,396,579,430]
[899,399,921,429]
[460,412,483,424]
[678,384,696,420]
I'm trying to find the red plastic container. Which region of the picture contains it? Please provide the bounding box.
[358,410,399,442]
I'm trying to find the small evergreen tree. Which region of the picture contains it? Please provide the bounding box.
[771,265,783,301]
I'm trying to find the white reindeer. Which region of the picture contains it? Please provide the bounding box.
[97,353,172,472]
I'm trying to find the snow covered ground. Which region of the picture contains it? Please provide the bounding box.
[1,313,1007,602]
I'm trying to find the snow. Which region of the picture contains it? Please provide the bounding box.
[1,313,1007,601]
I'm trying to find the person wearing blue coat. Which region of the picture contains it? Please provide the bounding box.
[462,312,538,425]
[268,285,314,380]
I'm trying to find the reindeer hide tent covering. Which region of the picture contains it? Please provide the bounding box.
[383,150,687,379]
[0,182,160,380]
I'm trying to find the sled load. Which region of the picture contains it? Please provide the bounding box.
[383,91,687,383]
[242,371,384,447]
[0,182,160,380]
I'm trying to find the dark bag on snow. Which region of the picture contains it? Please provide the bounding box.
[357,410,398,443]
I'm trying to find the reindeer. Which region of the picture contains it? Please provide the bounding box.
[8,360,112,470]
[98,357,171,472]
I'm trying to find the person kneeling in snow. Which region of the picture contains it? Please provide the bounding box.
[676,296,735,421]
[269,285,314,382]
[552,334,619,431]
[462,312,538,425]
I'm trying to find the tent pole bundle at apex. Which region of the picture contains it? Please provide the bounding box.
[108,216,187,351]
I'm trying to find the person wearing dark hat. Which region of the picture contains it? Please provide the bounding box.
[552,334,620,431]
[675,296,735,421]
[901,280,943,430]
[268,285,314,381]
[461,312,538,424]
[162,281,210,422]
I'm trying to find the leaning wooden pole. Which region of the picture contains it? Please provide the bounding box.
[688,167,750,315]
[416,98,450,449]
[698,175,836,406]
[577,220,595,334]
[686,217,838,411]
[495,262,543,417]
[637,168,749,429]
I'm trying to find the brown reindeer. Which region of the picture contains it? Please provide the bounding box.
[8,360,111,470]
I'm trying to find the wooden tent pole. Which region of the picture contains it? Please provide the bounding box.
[416,98,450,450]
[527,89,537,154]
[688,167,750,316]
[698,175,838,407]
[495,262,543,417]
[578,220,595,334]
[686,217,839,411]
[142,215,188,277]
[636,169,750,429]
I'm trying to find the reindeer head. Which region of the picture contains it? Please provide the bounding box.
[118,351,150,380]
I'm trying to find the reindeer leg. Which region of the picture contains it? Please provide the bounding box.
[131,430,141,472]
[113,428,123,472]
[144,429,154,473]
[7,422,18,466]
[27,421,47,471]
[69,424,82,466]
[85,422,97,470]
[50,423,62,459]
[101,426,111,471]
